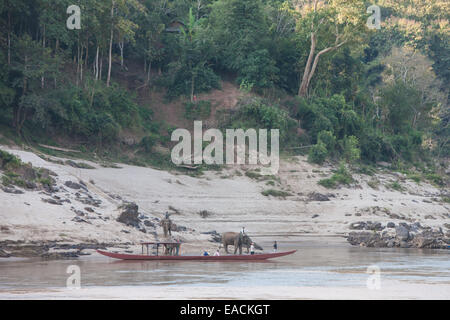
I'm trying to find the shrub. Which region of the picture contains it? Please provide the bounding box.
[425,173,444,186]
[367,178,380,189]
[318,162,354,188]
[262,189,292,197]
[342,135,360,164]
[388,181,404,191]
[184,100,212,120]
[0,150,22,170]
[308,142,328,164]
[140,134,160,153]
[317,131,336,151]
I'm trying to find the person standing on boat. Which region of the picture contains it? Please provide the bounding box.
[273,241,278,252]
[214,249,220,256]
[250,243,255,255]
[175,239,181,256]
[203,250,209,256]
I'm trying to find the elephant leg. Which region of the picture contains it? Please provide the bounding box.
[239,246,242,255]
[225,245,229,254]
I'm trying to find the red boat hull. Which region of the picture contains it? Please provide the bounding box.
[97,249,296,261]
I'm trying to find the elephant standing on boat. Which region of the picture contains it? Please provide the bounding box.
[164,242,181,256]
[160,219,177,238]
[221,232,262,255]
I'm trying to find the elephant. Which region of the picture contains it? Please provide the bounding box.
[221,232,263,255]
[160,218,177,238]
[163,242,181,256]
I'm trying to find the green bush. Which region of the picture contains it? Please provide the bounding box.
[388,181,404,191]
[140,134,160,153]
[228,98,297,144]
[262,189,292,197]
[342,135,360,164]
[317,131,336,151]
[184,100,212,120]
[318,163,354,188]
[308,142,328,164]
[0,150,22,170]
[425,173,444,186]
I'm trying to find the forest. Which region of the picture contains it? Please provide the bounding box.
[0,0,448,169]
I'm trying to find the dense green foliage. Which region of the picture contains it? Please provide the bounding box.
[0,0,447,168]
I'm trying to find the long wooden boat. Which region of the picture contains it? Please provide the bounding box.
[97,249,297,261]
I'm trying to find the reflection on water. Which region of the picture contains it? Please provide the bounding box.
[0,239,449,290]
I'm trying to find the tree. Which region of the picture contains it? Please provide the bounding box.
[10,35,56,134]
[208,0,277,88]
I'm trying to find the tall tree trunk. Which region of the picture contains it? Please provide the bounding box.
[298,33,346,97]
[76,34,80,87]
[106,1,114,87]
[41,24,46,89]
[298,32,316,97]
[7,10,11,66]
[80,44,84,83]
[147,60,151,84]
[119,40,124,67]
[191,73,195,103]
[95,45,99,80]
[99,53,103,81]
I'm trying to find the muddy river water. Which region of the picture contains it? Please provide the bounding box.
[0,237,449,299]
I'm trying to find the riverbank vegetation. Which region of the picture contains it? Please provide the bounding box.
[0,0,448,176]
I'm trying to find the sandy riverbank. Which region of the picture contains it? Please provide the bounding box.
[0,145,449,256]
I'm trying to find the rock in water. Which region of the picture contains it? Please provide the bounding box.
[0,249,11,258]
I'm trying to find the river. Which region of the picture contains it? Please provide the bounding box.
[0,237,449,299]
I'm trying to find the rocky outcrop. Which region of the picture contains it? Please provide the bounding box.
[0,240,120,258]
[347,222,449,249]
[202,230,222,243]
[1,186,24,194]
[117,203,140,228]
[349,221,384,231]
[0,249,11,258]
[308,192,334,201]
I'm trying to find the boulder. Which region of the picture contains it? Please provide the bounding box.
[308,192,330,201]
[116,203,141,228]
[0,249,11,258]
[347,232,385,247]
[1,186,24,194]
[395,225,410,241]
[349,221,367,230]
[65,181,82,190]
[366,221,384,231]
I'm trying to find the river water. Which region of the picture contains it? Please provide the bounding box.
[0,237,449,299]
